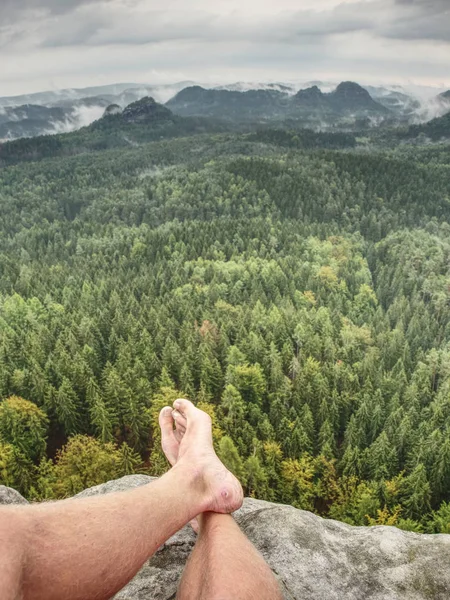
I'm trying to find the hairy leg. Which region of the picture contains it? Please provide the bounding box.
[160,407,282,600]
[176,512,282,600]
[0,400,243,600]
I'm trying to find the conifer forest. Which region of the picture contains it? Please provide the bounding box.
[1,99,450,535]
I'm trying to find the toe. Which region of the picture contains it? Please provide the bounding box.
[173,410,187,443]
[159,406,175,429]
[173,398,196,417]
[159,406,179,466]
[172,409,187,430]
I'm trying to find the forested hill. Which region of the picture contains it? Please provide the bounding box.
[0,96,360,167]
[403,112,450,141]
[0,97,225,166]
[166,81,389,121]
[1,112,450,535]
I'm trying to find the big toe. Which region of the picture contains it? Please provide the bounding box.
[159,406,178,466]
[174,399,213,441]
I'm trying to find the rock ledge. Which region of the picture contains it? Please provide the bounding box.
[2,476,450,599]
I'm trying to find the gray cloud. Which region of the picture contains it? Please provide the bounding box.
[0,0,449,49]
[0,0,102,23]
[384,0,450,41]
[22,0,448,50]
[0,0,449,96]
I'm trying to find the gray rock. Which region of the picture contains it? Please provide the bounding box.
[74,475,155,498]
[0,485,28,505]
[3,475,450,599]
[103,104,122,117]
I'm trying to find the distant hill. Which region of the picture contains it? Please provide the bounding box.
[293,82,389,117]
[168,81,390,124]
[0,84,194,140]
[0,99,110,141]
[166,87,290,120]
[364,86,420,118]
[0,97,225,166]
[329,82,388,113]
[213,82,295,94]
[404,112,450,141]
[437,90,450,113]
[293,86,331,110]
[93,96,174,129]
[0,82,194,108]
[2,81,445,142]
[0,105,68,140]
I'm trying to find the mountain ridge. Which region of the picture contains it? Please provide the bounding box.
[167,81,389,122]
[2,81,449,141]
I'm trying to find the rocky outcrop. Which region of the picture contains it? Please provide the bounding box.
[2,475,450,599]
[327,82,388,114]
[166,86,289,120]
[293,85,331,110]
[121,97,173,124]
[103,104,122,117]
[0,485,29,505]
[291,82,388,118]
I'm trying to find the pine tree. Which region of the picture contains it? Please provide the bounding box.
[218,436,245,482]
[401,464,431,520]
[367,432,398,481]
[341,445,361,478]
[244,455,268,498]
[56,378,81,436]
[117,442,141,475]
[87,378,114,443]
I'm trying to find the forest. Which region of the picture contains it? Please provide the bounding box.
[1,107,450,535]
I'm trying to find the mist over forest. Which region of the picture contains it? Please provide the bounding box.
[1,79,449,142]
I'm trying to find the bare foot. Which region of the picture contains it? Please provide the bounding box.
[159,405,199,532]
[159,399,243,517]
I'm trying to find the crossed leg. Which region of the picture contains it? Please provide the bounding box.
[0,400,243,600]
[160,403,283,600]
[0,400,280,600]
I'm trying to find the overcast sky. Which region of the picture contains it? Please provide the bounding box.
[1,0,449,96]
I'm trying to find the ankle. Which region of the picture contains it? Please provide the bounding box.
[198,512,234,535]
[169,463,212,514]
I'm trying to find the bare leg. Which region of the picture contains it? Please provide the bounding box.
[0,400,243,600]
[177,513,282,600]
[160,407,282,600]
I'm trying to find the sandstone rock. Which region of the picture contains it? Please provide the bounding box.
[121,97,173,124]
[74,476,450,599]
[103,104,122,117]
[75,474,153,498]
[0,485,29,505]
[2,475,450,599]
